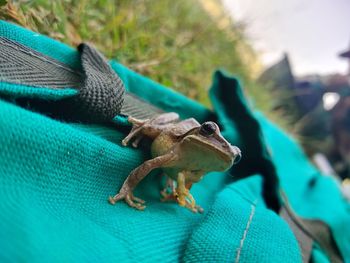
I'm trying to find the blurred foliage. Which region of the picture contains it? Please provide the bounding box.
[0,0,275,114]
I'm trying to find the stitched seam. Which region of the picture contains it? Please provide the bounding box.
[229,188,258,206]
[235,204,256,263]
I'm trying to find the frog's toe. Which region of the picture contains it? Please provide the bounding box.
[121,136,133,146]
[191,205,204,214]
[197,206,204,213]
[108,196,116,205]
[132,195,145,204]
[125,194,146,210]
[108,190,146,210]
[131,135,143,148]
[122,126,143,146]
[184,201,203,213]
[108,193,124,205]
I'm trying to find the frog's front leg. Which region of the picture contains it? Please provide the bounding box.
[122,113,179,147]
[109,153,177,210]
[121,116,149,147]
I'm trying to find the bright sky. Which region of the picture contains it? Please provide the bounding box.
[222,0,350,76]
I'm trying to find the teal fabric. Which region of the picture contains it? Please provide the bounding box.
[257,113,350,260]
[0,81,77,100]
[183,176,300,263]
[312,244,331,263]
[0,20,349,262]
[0,97,301,262]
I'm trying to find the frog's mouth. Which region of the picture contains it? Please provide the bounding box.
[187,135,237,165]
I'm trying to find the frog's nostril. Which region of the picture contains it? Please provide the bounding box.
[231,146,242,164]
[233,152,242,164]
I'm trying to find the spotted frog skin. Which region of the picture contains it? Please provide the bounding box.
[109,112,241,213]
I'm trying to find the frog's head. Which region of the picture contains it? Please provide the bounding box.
[181,121,241,172]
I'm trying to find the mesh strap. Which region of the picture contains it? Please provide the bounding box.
[121,93,163,119]
[0,37,162,122]
[72,43,125,122]
[0,37,81,88]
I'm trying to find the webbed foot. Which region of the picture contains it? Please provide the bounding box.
[176,188,203,213]
[108,188,146,210]
[160,177,177,202]
[175,172,204,213]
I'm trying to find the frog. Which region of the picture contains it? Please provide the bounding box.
[108,112,241,213]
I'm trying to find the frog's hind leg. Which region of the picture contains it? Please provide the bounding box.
[160,176,177,202]
[176,172,203,213]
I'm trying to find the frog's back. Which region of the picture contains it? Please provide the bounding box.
[150,118,200,158]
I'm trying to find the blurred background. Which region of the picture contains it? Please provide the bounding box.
[1,0,349,186]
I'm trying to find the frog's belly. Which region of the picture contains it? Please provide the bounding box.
[151,134,202,182]
[150,133,176,157]
[163,167,204,182]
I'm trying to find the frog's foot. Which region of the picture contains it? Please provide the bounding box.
[160,177,177,202]
[122,126,144,147]
[176,188,193,207]
[108,190,146,210]
[191,204,204,214]
[176,189,203,213]
[128,116,147,126]
[131,134,143,148]
[122,117,149,147]
[160,189,177,202]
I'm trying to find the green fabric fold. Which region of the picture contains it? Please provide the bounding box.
[183,176,301,263]
[0,20,349,263]
[256,113,350,261]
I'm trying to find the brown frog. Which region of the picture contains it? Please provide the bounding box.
[108,112,241,213]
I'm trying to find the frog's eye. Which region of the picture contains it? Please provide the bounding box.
[199,122,216,136]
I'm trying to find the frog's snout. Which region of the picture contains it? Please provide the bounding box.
[230,145,242,165]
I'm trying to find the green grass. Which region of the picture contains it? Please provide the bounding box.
[0,0,273,114]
